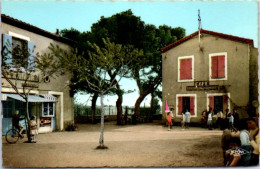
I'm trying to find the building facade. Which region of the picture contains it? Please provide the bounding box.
[1,14,74,134]
[161,29,258,124]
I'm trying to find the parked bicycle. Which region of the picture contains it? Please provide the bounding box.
[5,128,25,144]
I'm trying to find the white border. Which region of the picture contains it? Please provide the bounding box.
[48,91,64,130]
[177,55,194,82]
[8,31,30,41]
[206,93,231,116]
[209,52,227,81]
[176,94,197,117]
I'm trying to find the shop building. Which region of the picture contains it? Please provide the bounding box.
[1,14,74,134]
[161,29,258,123]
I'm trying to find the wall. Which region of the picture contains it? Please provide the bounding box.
[1,22,74,130]
[162,33,253,122]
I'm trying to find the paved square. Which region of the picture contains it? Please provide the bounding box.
[2,122,223,167]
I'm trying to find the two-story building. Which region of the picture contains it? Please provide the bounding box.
[1,14,75,134]
[161,29,258,124]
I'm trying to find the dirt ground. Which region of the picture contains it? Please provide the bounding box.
[2,122,224,168]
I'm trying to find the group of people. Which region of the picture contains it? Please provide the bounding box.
[166,109,191,131]
[12,110,38,143]
[201,108,240,130]
[221,117,259,166]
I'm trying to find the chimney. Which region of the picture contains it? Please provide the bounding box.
[56,29,59,35]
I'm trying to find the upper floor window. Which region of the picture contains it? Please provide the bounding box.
[2,34,35,71]
[178,56,194,82]
[209,52,227,80]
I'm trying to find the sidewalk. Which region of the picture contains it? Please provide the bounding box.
[2,122,224,168]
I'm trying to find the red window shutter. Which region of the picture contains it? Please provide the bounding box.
[178,97,183,115]
[209,96,214,111]
[190,97,195,115]
[223,95,228,112]
[180,58,192,80]
[218,55,225,78]
[211,56,218,78]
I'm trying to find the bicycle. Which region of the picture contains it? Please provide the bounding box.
[5,128,25,144]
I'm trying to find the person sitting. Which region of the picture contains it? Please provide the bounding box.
[225,137,242,166]
[247,118,259,166]
[231,119,253,166]
[29,116,38,143]
[12,110,24,138]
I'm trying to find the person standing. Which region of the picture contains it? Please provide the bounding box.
[201,110,207,128]
[167,112,172,131]
[181,111,185,130]
[184,109,191,129]
[228,112,234,129]
[216,111,224,129]
[170,108,174,129]
[207,108,213,130]
[29,116,38,143]
[233,109,240,128]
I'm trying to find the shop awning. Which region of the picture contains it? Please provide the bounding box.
[40,94,57,102]
[2,93,56,102]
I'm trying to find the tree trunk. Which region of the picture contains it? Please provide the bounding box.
[91,93,98,124]
[134,87,154,116]
[149,92,154,122]
[116,91,123,125]
[99,93,105,146]
[25,97,32,143]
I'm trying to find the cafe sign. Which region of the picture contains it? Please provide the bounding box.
[186,81,224,91]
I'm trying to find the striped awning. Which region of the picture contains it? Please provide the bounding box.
[2,93,56,102]
[40,94,57,102]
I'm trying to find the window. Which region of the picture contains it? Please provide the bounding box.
[42,102,55,117]
[2,34,35,70]
[178,56,194,82]
[209,53,227,80]
[176,94,196,116]
[208,94,229,114]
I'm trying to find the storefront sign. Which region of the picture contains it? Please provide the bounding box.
[5,72,39,82]
[186,81,224,91]
[22,83,39,88]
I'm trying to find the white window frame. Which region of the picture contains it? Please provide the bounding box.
[209,52,227,81]
[176,94,197,117]
[42,102,55,117]
[8,31,30,41]
[178,55,194,82]
[206,93,230,117]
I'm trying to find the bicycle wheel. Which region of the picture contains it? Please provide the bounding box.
[5,129,19,144]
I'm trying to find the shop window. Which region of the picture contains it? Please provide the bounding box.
[177,96,195,115]
[42,102,55,117]
[209,95,228,114]
[2,34,35,70]
[2,100,12,118]
[209,53,227,80]
[178,56,194,81]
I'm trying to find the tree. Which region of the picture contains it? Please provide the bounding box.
[87,10,186,119]
[40,38,143,147]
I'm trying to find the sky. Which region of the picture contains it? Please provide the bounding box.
[1,0,259,107]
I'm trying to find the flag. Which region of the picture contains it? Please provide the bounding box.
[165,101,170,113]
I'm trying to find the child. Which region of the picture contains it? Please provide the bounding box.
[29,116,38,143]
[225,137,242,166]
[167,112,172,131]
